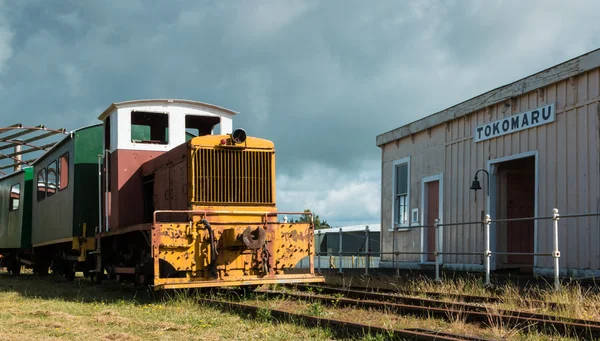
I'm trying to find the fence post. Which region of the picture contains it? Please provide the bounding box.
[317,230,321,273]
[365,225,370,275]
[338,227,343,273]
[552,208,560,291]
[484,214,492,286]
[434,219,440,282]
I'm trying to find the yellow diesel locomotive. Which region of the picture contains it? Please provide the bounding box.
[88,99,323,290]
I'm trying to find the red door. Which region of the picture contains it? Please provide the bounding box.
[426,181,439,261]
[506,173,535,265]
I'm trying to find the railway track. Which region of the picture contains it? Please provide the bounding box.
[303,283,595,309]
[199,297,493,341]
[261,285,600,339]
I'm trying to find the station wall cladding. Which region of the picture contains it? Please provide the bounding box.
[381,66,600,273]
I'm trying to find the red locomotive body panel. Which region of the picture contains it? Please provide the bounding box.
[108,149,163,230]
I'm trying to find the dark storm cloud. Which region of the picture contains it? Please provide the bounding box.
[1,0,599,225]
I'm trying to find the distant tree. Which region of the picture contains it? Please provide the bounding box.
[290,209,331,230]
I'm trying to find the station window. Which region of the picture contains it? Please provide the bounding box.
[37,168,46,201]
[9,183,20,211]
[393,158,410,227]
[131,111,169,144]
[185,115,220,140]
[58,153,69,191]
[47,161,57,197]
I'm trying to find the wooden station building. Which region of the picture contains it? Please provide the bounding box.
[376,49,600,278]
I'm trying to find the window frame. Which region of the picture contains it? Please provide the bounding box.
[47,160,58,197]
[58,152,69,191]
[37,167,47,202]
[9,183,21,212]
[130,111,170,145]
[185,114,221,138]
[392,157,411,230]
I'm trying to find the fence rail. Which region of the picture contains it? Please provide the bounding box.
[313,209,600,291]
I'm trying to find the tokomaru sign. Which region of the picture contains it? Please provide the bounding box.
[474,103,555,143]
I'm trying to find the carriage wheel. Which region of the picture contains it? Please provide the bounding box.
[9,256,21,276]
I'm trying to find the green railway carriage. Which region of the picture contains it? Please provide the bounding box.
[0,167,33,275]
[31,124,103,278]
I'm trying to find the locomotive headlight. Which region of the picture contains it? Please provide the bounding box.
[232,128,247,144]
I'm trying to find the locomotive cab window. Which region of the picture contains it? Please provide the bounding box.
[185,115,220,139]
[58,152,69,190]
[9,183,20,211]
[47,160,57,197]
[37,168,46,201]
[131,111,169,144]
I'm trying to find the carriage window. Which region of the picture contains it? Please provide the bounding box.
[58,153,69,191]
[37,168,46,201]
[47,161,57,197]
[131,111,169,144]
[9,184,20,211]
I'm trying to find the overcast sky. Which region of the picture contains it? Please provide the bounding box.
[1,0,599,227]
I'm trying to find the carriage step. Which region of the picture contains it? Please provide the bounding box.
[89,269,102,273]
[89,251,101,255]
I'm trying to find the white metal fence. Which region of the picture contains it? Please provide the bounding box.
[312,209,600,291]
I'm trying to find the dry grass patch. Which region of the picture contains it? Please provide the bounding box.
[322,271,600,323]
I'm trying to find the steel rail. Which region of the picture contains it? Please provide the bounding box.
[199,297,490,341]
[264,288,600,338]
[302,283,598,310]
[294,284,599,313]
[306,283,505,304]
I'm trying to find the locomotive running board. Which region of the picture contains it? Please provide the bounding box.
[153,275,325,291]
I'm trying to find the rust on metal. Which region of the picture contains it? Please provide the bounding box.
[242,226,266,249]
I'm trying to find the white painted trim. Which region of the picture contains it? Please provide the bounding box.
[420,173,444,263]
[391,157,411,229]
[486,150,539,270]
[104,103,234,154]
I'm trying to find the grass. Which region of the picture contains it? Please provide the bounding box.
[0,270,337,341]
[2,268,598,340]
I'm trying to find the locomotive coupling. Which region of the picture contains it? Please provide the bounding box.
[241,226,267,250]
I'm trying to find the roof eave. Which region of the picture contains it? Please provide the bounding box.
[97,99,239,121]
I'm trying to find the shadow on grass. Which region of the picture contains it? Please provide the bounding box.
[0,270,259,306]
[0,271,158,304]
